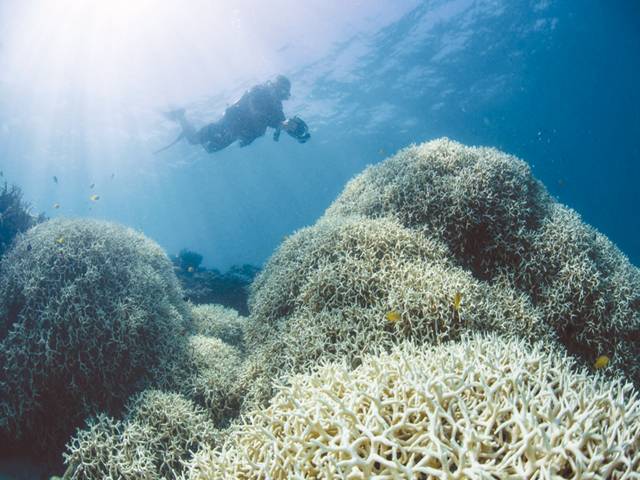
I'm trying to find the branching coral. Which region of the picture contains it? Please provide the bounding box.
[317,138,639,384]
[513,204,640,372]
[62,414,156,479]
[0,218,192,453]
[186,334,640,479]
[63,390,218,480]
[323,138,550,278]
[248,215,451,325]
[0,181,44,258]
[191,304,246,349]
[183,335,243,426]
[240,215,549,409]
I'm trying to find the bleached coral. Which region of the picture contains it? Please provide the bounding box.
[184,335,243,425]
[514,204,640,374]
[240,215,548,409]
[186,334,640,479]
[0,181,43,258]
[248,215,450,325]
[63,390,218,480]
[191,304,246,349]
[0,218,191,451]
[323,138,550,278]
[320,138,640,384]
[62,414,157,479]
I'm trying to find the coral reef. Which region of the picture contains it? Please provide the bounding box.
[173,258,260,315]
[324,138,550,279]
[63,390,218,479]
[319,138,640,384]
[191,304,246,349]
[177,248,204,271]
[0,218,191,453]
[0,181,44,258]
[512,203,640,366]
[4,139,636,477]
[183,335,243,426]
[248,215,450,324]
[239,215,549,408]
[185,334,640,479]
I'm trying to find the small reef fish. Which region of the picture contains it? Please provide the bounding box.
[594,355,610,370]
[110,173,115,180]
[385,310,401,323]
[52,203,60,209]
[56,237,64,244]
[89,183,95,189]
[187,266,194,273]
[90,194,100,201]
[53,176,58,184]
[452,291,462,311]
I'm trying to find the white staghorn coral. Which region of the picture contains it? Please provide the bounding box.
[323,137,550,278]
[191,304,246,349]
[184,335,243,425]
[0,218,191,452]
[239,214,548,410]
[63,390,219,480]
[186,334,640,479]
[320,138,640,385]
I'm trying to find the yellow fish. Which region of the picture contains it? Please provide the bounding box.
[385,310,401,322]
[52,203,60,209]
[452,291,462,311]
[56,237,64,244]
[90,194,100,201]
[594,355,609,370]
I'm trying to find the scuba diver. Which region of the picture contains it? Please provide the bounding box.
[155,75,311,154]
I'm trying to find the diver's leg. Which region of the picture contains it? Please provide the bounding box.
[165,109,200,145]
[176,117,200,145]
[199,121,236,153]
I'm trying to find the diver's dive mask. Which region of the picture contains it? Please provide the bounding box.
[285,116,311,143]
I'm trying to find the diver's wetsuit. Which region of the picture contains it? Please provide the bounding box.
[197,83,287,153]
[156,75,309,154]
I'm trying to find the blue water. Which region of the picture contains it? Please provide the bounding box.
[0,0,638,270]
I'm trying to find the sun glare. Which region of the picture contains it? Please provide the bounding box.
[3,1,251,105]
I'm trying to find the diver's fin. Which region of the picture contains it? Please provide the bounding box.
[153,132,184,154]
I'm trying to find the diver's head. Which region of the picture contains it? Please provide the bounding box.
[273,75,291,100]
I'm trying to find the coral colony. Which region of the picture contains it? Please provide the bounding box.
[1,140,639,478]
